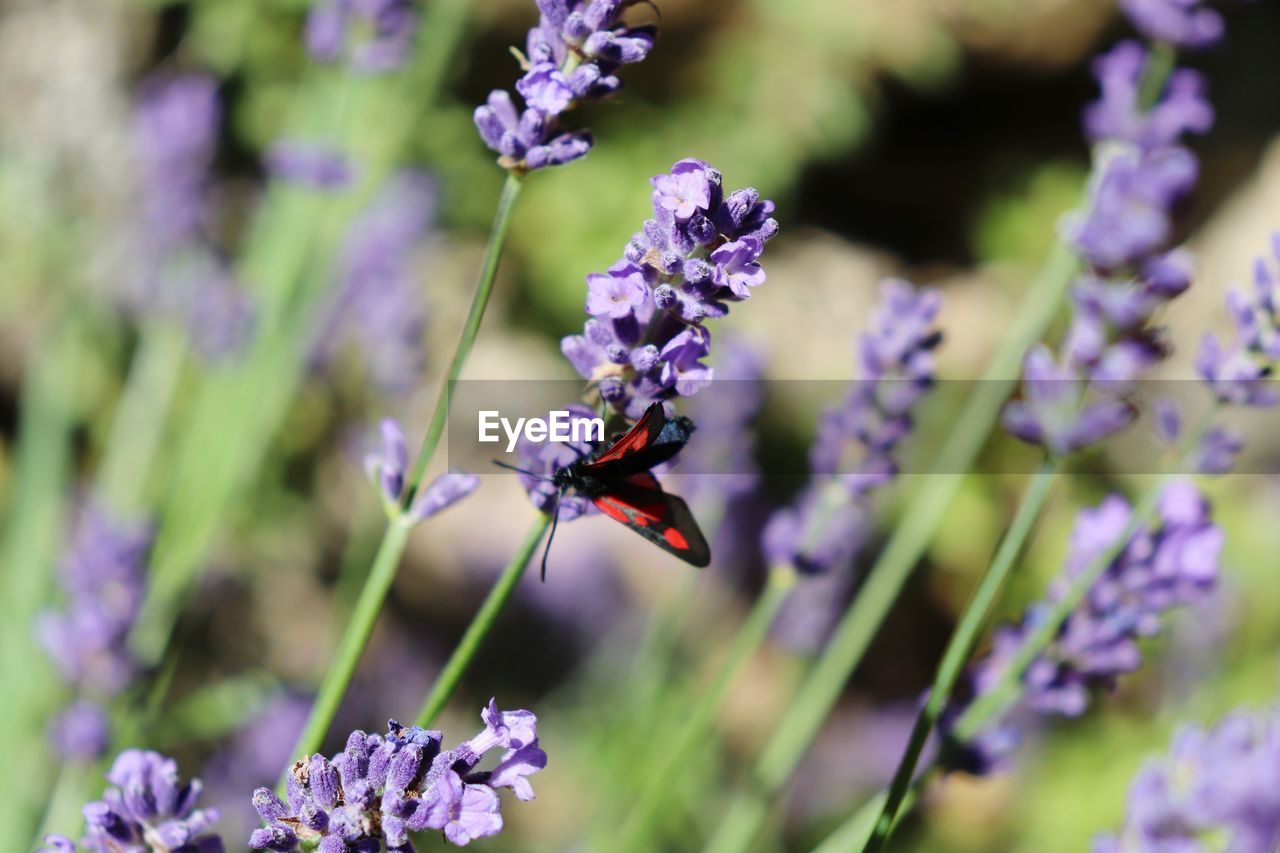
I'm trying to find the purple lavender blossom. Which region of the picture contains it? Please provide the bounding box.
[43,749,223,852]
[1196,235,1280,408]
[473,0,657,171]
[134,75,220,251]
[1085,41,1214,150]
[50,700,111,761]
[132,74,254,360]
[250,701,545,850]
[364,418,479,523]
[945,481,1222,771]
[1067,146,1198,271]
[763,279,941,577]
[560,159,777,419]
[36,504,150,698]
[314,171,435,393]
[1009,18,1216,458]
[264,140,355,191]
[1120,0,1225,50]
[678,337,767,506]
[306,0,418,73]
[513,404,600,521]
[1095,707,1280,851]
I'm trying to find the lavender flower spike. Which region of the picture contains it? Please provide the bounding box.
[560,159,778,419]
[943,481,1221,772]
[364,418,480,523]
[1096,707,1280,851]
[765,279,942,576]
[306,0,419,74]
[1120,0,1225,50]
[1196,234,1280,408]
[250,702,545,850]
[473,0,657,171]
[44,749,223,852]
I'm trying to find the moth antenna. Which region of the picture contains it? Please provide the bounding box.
[540,488,566,583]
[492,459,553,481]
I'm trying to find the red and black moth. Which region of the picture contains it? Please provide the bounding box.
[497,402,711,580]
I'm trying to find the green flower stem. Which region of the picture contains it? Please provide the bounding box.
[130,0,473,673]
[281,517,412,788]
[862,458,1061,853]
[814,786,918,853]
[277,172,528,774]
[616,566,796,851]
[401,172,522,507]
[0,317,82,848]
[96,322,188,516]
[703,239,1078,853]
[416,515,551,727]
[952,405,1217,740]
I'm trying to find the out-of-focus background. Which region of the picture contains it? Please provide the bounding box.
[3,0,1280,850]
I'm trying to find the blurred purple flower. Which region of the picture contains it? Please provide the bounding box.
[313,171,436,393]
[945,481,1222,771]
[1196,235,1280,408]
[679,337,767,506]
[306,0,418,73]
[364,418,479,523]
[1095,707,1280,851]
[203,694,313,844]
[264,140,354,191]
[49,700,111,761]
[44,749,223,852]
[474,0,656,171]
[131,73,254,360]
[1120,0,1225,49]
[36,504,150,699]
[1085,41,1213,150]
[250,701,544,850]
[764,279,941,577]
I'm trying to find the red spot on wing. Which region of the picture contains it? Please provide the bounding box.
[663,527,689,549]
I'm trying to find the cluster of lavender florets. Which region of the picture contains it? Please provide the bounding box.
[306,0,418,74]
[473,0,657,172]
[312,172,437,394]
[364,418,479,524]
[1096,705,1280,851]
[250,701,545,850]
[763,279,942,576]
[945,481,1222,771]
[36,505,151,760]
[42,750,222,852]
[131,75,253,360]
[561,158,777,419]
[512,159,776,518]
[1003,11,1219,456]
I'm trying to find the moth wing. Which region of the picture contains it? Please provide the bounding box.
[591,472,711,568]
[583,403,665,470]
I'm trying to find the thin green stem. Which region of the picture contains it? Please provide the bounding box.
[281,519,412,786]
[276,170,525,782]
[416,515,551,727]
[862,459,1060,853]
[402,173,523,507]
[96,323,187,515]
[616,566,795,851]
[702,239,1079,853]
[953,405,1218,740]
